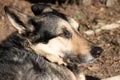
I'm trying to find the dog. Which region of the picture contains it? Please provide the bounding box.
[0,4,102,80]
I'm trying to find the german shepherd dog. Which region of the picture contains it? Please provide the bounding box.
[0,4,102,80]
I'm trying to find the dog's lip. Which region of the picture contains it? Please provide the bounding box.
[66,58,96,64]
[81,58,96,64]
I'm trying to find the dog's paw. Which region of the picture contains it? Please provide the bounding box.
[46,55,67,66]
[77,73,86,80]
[57,58,67,66]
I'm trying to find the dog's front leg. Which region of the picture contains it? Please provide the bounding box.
[46,54,67,66]
[31,44,67,65]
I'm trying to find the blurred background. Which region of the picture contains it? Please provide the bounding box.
[0,0,120,79]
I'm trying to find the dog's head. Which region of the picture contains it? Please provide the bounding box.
[4,4,102,64]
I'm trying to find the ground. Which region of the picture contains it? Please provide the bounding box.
[0,0,120,80]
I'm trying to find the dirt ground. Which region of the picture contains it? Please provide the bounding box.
[0,0,120,80]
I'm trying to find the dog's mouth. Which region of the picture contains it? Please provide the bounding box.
[82,58,96,64]
[64,54,96,64]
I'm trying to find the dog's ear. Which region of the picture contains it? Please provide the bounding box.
[31,4,79,31]
[4,6,35,34]
[31,4,53,16]
[67,17,79,31]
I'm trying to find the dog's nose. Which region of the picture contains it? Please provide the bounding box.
[90,47,102,58]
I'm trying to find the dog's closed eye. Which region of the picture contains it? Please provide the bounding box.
[59,28,72,39]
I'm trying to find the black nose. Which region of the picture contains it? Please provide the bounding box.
[90,47,102,58]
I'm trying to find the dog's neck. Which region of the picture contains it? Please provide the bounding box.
[0,32,29,49]
[0,32,45,63]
